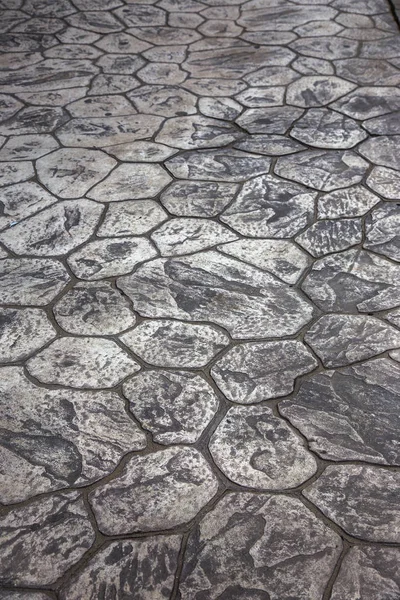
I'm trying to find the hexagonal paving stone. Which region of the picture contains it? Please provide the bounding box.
[128,26,201,46]
[0,366,146,503]
[114,4,166,26]
[94,31,151,54]
[120,320,229,368]
[67,94,138,117]
[290,108,367,148]
[286,76,355,107]
[123,370,219,444]
[0,307,56,363]
[128,85,197,117]
[105,141,177,162]
[26,337,140,388]
[160,180,239,217]
[0,107,67,136]
[296,218,362,257]
[87,163,171,201]
[89,446,219,534]
[363,110,400,135]
[364,203,400,262]
[359,135,400,170]
[331,87,400,120]
[151,218,238,256]
[156,115,242,150]
[0,161,34,187]
[290,36,358,60]
[98,200,168,237]
[236,106,304,134]
[238,5,338,30]
[66,11,124,32]
[0,258,69,306]
[367,166,400,199]
[0,134,59,161]
[199,97,242,120]
[0,181,58,231]
[317,185,380,219]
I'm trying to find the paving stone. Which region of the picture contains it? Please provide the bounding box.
[0,106,67,136]
[211,340,317,404]
[160,180,239,217]
[365,202,400,262]
[386,307,400,328]
[0,134,59,161]
[59,536,181,600]
[360,36,400,59]
[199,97,242,120]
[332,87,400,120]
[73,0,122,9]
[0,307,56,363]
[123,370,219,444]
[151,218,237,256]
[0,161,34,187]
[0,492,95,586]
[26,337,140,388]
[87,163,171,201]
[290,36,359,59]
[317,185,380,219]
[137,62,187,85]
[143,44,186,64]
[0,591,50,599]
[335,58,400,86]
[94,31,151,53]
[89,74,140,95]
[221,174,316,238]
[291,108,367,149]
[0,52,43,72]
[46,45,103,60]
[294,20,343,37]
[0,182,58,231]
[281,357,400,464]
[16,87,88,106]
[128,25,201,45]
[182,77,246,97]
[67,11,123,33]
[234,134,305,156]
[0,258,69,305]
[57,26,101,44]
[244,65,299,86]
[128,84,197,117]
[67,237,157,280]
[297,218,362,257]
[332,0,389,14]
[359,135,400,170]
[363,110,400,135]
[98,200,167,237]
[0,33,58,53]
[304,464,400,542]
[114,4,166,26]
[293,56,335,75]
[236,106,304,134]
[106,141,177,162]
[67,94,138,117]
[54,281,136,335]
[117,251,314,339]
[235,87,285,108]
[89,446,219,534]
[367,166,400,199]
[286,76,355,108]
[0,199,103,257]
[157,115,242,150]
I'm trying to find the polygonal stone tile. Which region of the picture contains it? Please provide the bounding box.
[332,0,389,14]
[0,592,50,599]
[59,536,181,600]
[89,446,219,534]
[335,58,400,86]
[0,182,58,231]
[47,44,103,60]
[294,20,343,37]
[156,115,242,150]
[234,134,305,156]
[106,141,177,162]
[37,148,116,198]
[286,76,355,107]
[54,281,136,335]
[0,93,23,121]
[0,492,95,586]
[94,31,151,54]
[218,239,310,284]
[304,464,400,542]
[0,107,67,136]
[88,74,140,95]
[364,203,400,262]
[0,366,146,503]
[198,19,241,37]
[160,180,239,217]
[0,258,69,305]
[304,314,400,368]
[296,218,362,257]
[331,87,400,120]
[151,218,237,256]
[57,26,101,44]
[128,26,201,45]
[0,307,56,363]
[17,87,88,107]
[317,185,380,219]
[293,56,335,76]
[26,337,140,388]
[121,319,229,368]
[363,110,400,135]
[367,166,400,199]
[209,405,317,489]
[290,36,358,60]
[123,370,219,444]
[238,5,337,30]
[67,11,123,32]
[220,174,316,237]
[0,200,103,256]
[236,106,304,134]
[114,5,166,26]
[143,44,186,64]
[0,32,57,52]
[211,341,317,404]
[0,161,34,187]
[359,135,400,170]
[360,36,400,59]
[98,200,168,237]
[386,307,400,328]
[117,251,314,339]
[235,87,285,108]
[244,65,299,86]
[275,150,369,191]
[182,77,246,97]
[87,163,171,201]
[67,94,137,117]
[73,0,122,9]
[137,63,187,85]
[281,357,400,464]
[0,134,59,161]
[67,237,157,280]
[128,85,197,117]
[198,97,242,120]
[291,108,367,148]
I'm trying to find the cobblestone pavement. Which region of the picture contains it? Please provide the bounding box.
[0,0,400,598]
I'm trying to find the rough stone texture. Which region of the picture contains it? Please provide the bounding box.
[151,218,237,255]
[317,186,380,219]
[365,202,400,262]
[98,200,168,236]
[0,307,56,363]
[296,218,362,257]
[160,180,239,217]
[0,182,59,231]
[87,163,172,201]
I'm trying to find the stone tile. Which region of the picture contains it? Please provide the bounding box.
[26,337,140,388]
[16,87,88,106]
[198,97,242,120]
[123,370,219,444]
[359,135,400,170]
[59,536,181,600]
[117,251,314,339]
[98,200,167,237]
[294,20,343,37]
[304,464,400,542]
[160,180,239,217]
[367,166,400,199]
[67,11,123,33]
[386,308,400,328]
[237,106,304,134]
[290,36,358,59]
[293,56,335,75]
[88,73,140,95]
[243,65,299,86]
[89,446,219,534]
[281,357,400,464]
[143,44,186,63]
[0,307,56,363]
[0,591,50,599]
[156,115,242,150]
[67,94,138,117]
[57,26,101,44]
[335,58,400,86]
[239,5,337,30]
[0,52,43,72]
[286,76,355,107]
[235,87,285,108]
[46,45,103,60]
[0,33,58,52]
[73,0,122,8]
[0,94,23,122]
[137,62,187,85]
[0,492,95,586]
[87,164,171,201]
[0,182,58,231]
[94,31,151,53]
[365,203,400,262]
[0,134,59,161]
[0,106,67,136]
[151,218,237,256]
[0,258,69,305]
[128,85,197,117]
[106,141,177,162]
[211,340,317,404]
[317,185,380,219]
[234,134,305,156]
[331,87,400,120]
[54,281,136,335]
[364,110,400,135]
[291,108,367,149]
[182,77,246,97]
[128,26,201,45]
[297,218,362,257]
[0,161,34,187]
[114,4,166,26]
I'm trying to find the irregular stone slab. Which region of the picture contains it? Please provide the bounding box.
[128,85,197,117]
[151,218,237,256]
[0,93,23,121]
[0,33,57,53]
[0,366,146,503]
[331,546,400,600]
[143,44,187,64]
[275,150,369,191]
[294,20,343,37]
[54,281,136,335]
[210,405,317,488]
[304,464,400,542]
[117,251,314,339]
[332,0,389,14]
[386,308,400,328]
[0,258,69,306]
[114,4,165,26]
[220,174,316,237]
[128,26,201,45]
[0,200,103,256]
[317,185,380,219]
[16,87,88,107]
[331,87,400,120]
[218,239,310,284]
[89,446,218,534]
[59,536,181,600]
[296,218,362,257]
[26,337,140,388]
[237,106,304,134]
[302,248,400,312]
[244,65,299,86]
[0,307,56,363]
[94,31,151,54]
[305,314,400,368]
[160,180,239,217]
[291,108,367,148]
[0,592,50,599]
[234,134,305,156]
[57,27,101,44]
[0,134,59,161]
[335,58,400,86]
[67,94,137,117]
[359,135,400,170]
[211,340,317,404]
[124,370,219,444]
[360,36,400,59]
[87,163,171,201]
[367,166,400,199]
[0,161,34,187]
[98,200,167,237]
[67,237,157,280]
[0,492,94,586]
[37,148,116,198]
[290,36,359,60]
[198,97,242,120]
[183,77,246,97]
[281,358,400,464]
[106,141,177,162]
[47,44,103,60]
[156,115,241,150]
[234,86,285,108]
[0,182,58,231]
[365,203,400,262]
[88,73,140,95]
[238,5,338,30]
[293,55,335,75]
[137,63,187,85]
[286,76,355,107]
[165,149,271,182]
[67,11,123,32]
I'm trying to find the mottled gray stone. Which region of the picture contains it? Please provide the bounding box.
[0,134,59,161]
[290,36,358,60]
[114,4,166,26]
[244,65,298,86]
[98,200,167,237]
[0,258,69,305]
[238,6,337,30]
[364,110,400,135]
[88,73,140,95]
[106,141,177,162]
[89,446,218,534]
[221,174,316,238]
[157,115,241,150]
[183,78,246,97]
[365,203,400,262]
[160,180,239,217]
[294,20,343,37]
[335,58,400,86]
[291,108,367,149]
[317,186,380,219]
[124,370,219,444]
[386,308,400,328]
[151,218,237,256]
[0,592,50,599]
[0,366,146,503]
[0,200,103,256]
[180,493,342,600]
[297,218,362,257]
[234,134,305,156]
[128,26,201,45]
[304,464,400,542]
[332,0,389,15]
[286,76,355,107]
[0,182,58,231]
[117,251,314,339]
[293,56,335,75]
[67,94,137,117]
[236,106,304,134]
[0,161,34,187]
[138,63,187,85]
[143,44,186,64]
[276,151,369,191]
[16,88,88,106]
[0,107,67,136]
[46,45,103,60]
[57,26,101,44]
[128,85,197,117]
[94,31,151,54]
[0,491,94,585]
[281,358,400,464]
[0,307,56,363]
[59,536,181,600]
[67,11,123,32]
[87,163,171,201]
[367,166,400,199]
[235,87,285,108]
[359,135,400,171]
[198,97,242,120]
[0,94,23,121]
[121,319,229,368]
[331,87,400,120]
[54,281,136,335]
[26,337,140,388]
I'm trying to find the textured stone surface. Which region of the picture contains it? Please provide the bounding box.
[151,218,237,255]
[0,182,59,231]
[0,258,69,305]
[296,218,362,257]
[291,108,367,148]
[87,163,171,201]
[160,180,239,217]
[0,307,56,363]
[367,166,400,199]
[317,186,380,219]
[98,200,167,237]
[365,202,400,262]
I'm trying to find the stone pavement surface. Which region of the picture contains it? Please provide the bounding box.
[0,0,400,598]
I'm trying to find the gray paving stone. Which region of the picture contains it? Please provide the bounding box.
[67,11,123,32]
[335,58,400,86]
[238,6,337,30]
[137,62,187,85]
[128,26,201,45]
[332,87,400,120]
[386,307,400,328]
[114,5,166,27]
[160,180,239,217]
[290,36,359,59]
[236,106,304,134]
[359,135,400,171]
[67,94,138,117]
[367,166,400,199]
[365,202,400,262]
[0,307,56,363]
[363,110,400,135]
[0,258,69,306]
[291,108,367,149]
[151,218,237,256]
[317,185,380,219]
[128,85,197,117]
[98,200,168,237]
[234,134,305,156]
[286,76,355,108]
[143,44,186,64]
[0,182,58,231]
[293,55,335,75]
[0,134,59,161]
[88,73,140,95]
[0,161,34,187]
[16,87,88,106]
[156,115,242,150]
[296,218,362,257]
[123,370,219,444]
[89,446,219,534]
[94,31,151,53]
[0,93,23,120]
[235,87,285,108]
[106,141,177,162]
[182,77,246,97]
[87,163,171,201]
[0,591,50,599]
[198,97,242,120]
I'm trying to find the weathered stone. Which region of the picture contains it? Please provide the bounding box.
[98,200,167,237]
[143,44,186,64]
[198,97,242,120]
[235,87,285,108]
[67,94,138,117]
[317,185,380,219]
[106,141,177,162]
[364,110,400,135]
[239,6,337,30]
[160,180,239,217]
[0,182,59,231]
[335,58,400,86]
[290,36,358,59]
[182,77,246,96]
[0,307,56,363]
[128,26,201,45]
[67,11,124,32]
[236,106,304,134]
[0,591,50,599]
[46,45,103,60]
[137,62,187,85]
[293,56,335,75]
[16,88,88,106]
[0,59,98,92]
[94,31,151,54]
[234,134,305,156]
[114,4,166,26]
[244,65,298,86]
[0,134,59,161]
[128,85,197,117]
[359,135,400,171]
[151,218,237,256]
[286,76,355,107]
[0,93,23,121]
[0,258,69,305]
[88,74,140,95]
[156,115,242,150]
[297,218,362,257]
[291,108,367,148]
[87,163,171,201]
[365,203,400,262]
[0,161,34,187]
[57,26,101,44]
[331,87,400,120]
[367,166,400,199]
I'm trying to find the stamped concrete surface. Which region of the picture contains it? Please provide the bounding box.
[0,0,399,598]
